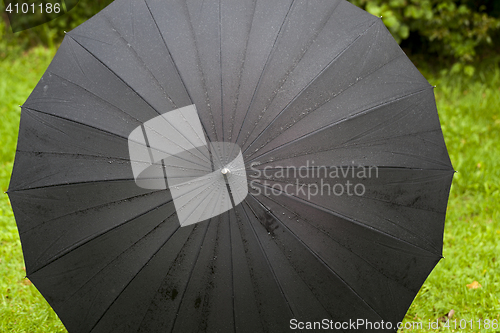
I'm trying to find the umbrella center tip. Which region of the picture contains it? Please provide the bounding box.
[221,168,231,175]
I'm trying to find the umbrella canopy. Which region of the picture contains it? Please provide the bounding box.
[8,0,454,332]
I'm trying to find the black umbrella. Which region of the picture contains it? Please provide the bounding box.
[8,0,454,332]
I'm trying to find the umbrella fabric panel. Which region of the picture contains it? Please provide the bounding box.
[248,89,452,171]
[9,109,134,191]
[30,206,181,333]
[135,213,288,333]
[242,193,440,326]
[22,37,163,137]
[67,0,191,114]
[241,20,428,158]
[223,0,376,151]
[9,181,172,274]
[249,167,453,255]
[230,1,377,154]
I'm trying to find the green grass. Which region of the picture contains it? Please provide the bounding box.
[0,47,499,332]
[0,47,66,333]
[400,64,500,332]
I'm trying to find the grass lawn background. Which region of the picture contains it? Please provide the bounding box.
[0,46,499,332]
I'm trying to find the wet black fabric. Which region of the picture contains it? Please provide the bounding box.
[8,0,454,332]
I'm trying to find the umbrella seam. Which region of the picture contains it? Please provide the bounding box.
[238,203,297,321]
[250,182,443,258]
[251,172,451,215]
[247,86,434,164]
[182,0,220,143]
[233,0,343,159]
[247,193,391,323]
[19,106,211,169]
[19,191,167,236]
[143,0,217,153]
[251,188,437,291]
[248,128,452,171]
[250,175,447,255]
[64,35,212,163]
[227,0,258,145]
[241,18,379,155]
[88,215,182,333]
[230,0,297,155]
[168,221,212,332]
[243,49,413,158]
[27,198,175,276]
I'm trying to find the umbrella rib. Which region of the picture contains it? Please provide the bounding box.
[247,193,387,322]
[240,19,378,155]
[26,70,140,125]
[23,106,210,171]
[35,68,191,154]
[246,86,432,163]
[250,181,442,257]
[20,106,210,169]
[250,176,444,254]
[227,0,257,144]
[12,148,210,187]
[336,95,428,145]
[169,221,212,332]
[251,171,449,214]
[248,128,449,170]
[219,0,224,145]
[231,0,297,151]
[228,211,236,333]
[15,150,131,163]
[20,105,131,142]
[246,128,441,167]
[18,107,126,157]
[7,178,135,194]
[143,0,216,154]
[21,190,164,236]
[243,199,334,317]
[28,197,174,276]
[232,0,342,158]
[22,150,206,174]
[182,1,220,143]
[339,128,444,150]
[70,211,177,302]
[9,168,67,194]
[65,35,211,164]
[87,215,183,333]
[248,188,435,292]
[250,165,453,174]
[65,34,128,112]
[25,95,209,165]
[385,150,453,170]
[244,50,410,159]
[238,202,297,319]
[231,207,298,332]
[132,220,214,332]
[100,14,177,109]
[255,129,450,168]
